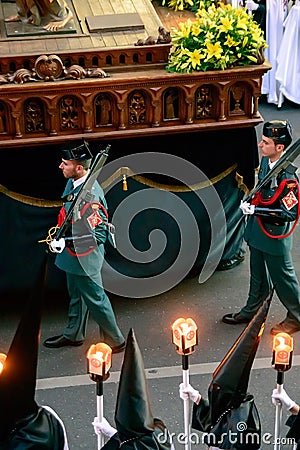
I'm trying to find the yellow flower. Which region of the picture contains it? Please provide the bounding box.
[247,55,258,63]
[234,8,245,16]
[206,31,214,40]
[191,23,202,36]
[188,49,205,68]
[236,18,248,30]
[219,17,233,33]
[242,36,248,47]
[168,0,194,11]
[177,19,193,38]
[225,35,238,47]
[206,42,223,59]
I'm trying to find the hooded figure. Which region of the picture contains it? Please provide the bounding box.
[0,260,68,449]
[191,292,273,450]
[95,328,172,450]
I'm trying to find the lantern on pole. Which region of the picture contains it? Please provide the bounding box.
[0,353,7,374]
[87,343,112,449]
[172,318,198,450]
[272,332,293,450]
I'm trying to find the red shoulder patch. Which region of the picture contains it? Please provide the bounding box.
[87,211,103,229]
[282,191,298,210]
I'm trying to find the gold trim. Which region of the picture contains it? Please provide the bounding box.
[0,183,62,207]
[103,164,238,192]
[235,172,250,195]
[0,163,242,206]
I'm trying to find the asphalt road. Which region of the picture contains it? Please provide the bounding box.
[1,98,300,450]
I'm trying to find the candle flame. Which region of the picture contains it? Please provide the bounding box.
[95,351,104,361]
[0,353,7,374]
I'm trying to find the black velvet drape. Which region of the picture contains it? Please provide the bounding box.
[0,128,259,294]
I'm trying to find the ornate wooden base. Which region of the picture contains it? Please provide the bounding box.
[0,47,270,148]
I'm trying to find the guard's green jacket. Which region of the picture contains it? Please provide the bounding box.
[55,178,109,276]
[244,156,299,255]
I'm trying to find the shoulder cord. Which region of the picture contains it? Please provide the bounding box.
[252,178,300,239]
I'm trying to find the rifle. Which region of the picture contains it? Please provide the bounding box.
[39,144,111,251]
[244,137,300,202]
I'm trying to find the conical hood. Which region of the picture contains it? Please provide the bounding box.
[208,290,273,424]
[115,328,155,439]
[0,259,47,440]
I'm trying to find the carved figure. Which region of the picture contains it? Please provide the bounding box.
[164,89,178,119]
[135,35,156,46]
[157,26,171,44]
[134,26,171,46]
[86,67,110,78]
[5,0,73,32]
[98,95,112,126]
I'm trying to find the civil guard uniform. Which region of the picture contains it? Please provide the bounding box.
[45,142,125,349]
[241,121,300,333]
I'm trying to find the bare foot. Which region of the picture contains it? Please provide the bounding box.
[5,15,21,23]
[43,9,73,32]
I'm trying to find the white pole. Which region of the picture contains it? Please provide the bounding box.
[182,355,191,450]
[274,373,284,450]
[97,382,104,450]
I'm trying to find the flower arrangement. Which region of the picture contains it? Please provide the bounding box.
[166,3,267,72]
[152,0,215,12]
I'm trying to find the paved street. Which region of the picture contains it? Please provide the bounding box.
[1,99,300,449]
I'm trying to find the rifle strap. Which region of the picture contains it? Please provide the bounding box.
[252,178,300,239]
[62,201,115,257]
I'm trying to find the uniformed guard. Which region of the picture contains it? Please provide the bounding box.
[43,141,125,351]
[222,120,300,335]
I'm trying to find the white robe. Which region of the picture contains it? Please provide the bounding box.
[262,0,288,104]
[276,5,300,107]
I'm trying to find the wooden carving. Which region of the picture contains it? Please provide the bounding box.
[0,54,109,84]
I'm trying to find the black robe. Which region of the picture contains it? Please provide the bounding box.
[0,406,65,450]
[192,394,261,450]
[286,412,300,449]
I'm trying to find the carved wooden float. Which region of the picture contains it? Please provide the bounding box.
[0,47,271,148]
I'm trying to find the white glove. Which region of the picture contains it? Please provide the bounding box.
[246,0,259,10]
[92,417,117,438]
[179,383,200,403]
[272,388,296,411]
[240,200,255,215]
[50,238,65,253]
